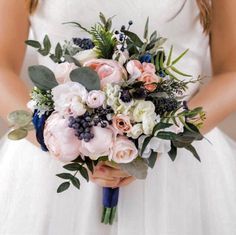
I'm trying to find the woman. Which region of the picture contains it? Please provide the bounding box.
[0,0,236,234]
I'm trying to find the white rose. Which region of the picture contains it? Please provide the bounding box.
[54,62,77,84]
[142,114,157,135]
[127,123,143,139]
[74,49,98,65]
[52,81,88,117]
[138,135,171,158]
[86,90,106,108]
[133,100,155,122]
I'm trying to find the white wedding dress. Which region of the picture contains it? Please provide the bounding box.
[1,0,236,234]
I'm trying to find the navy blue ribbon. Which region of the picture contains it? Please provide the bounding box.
[103,187,119,208]
[32,110,50,152]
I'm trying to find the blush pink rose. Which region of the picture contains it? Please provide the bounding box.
[142,62,156,74]
[79,126,114,160]
[54,62,77,84]
[112,114,132,134]
[84,59,127,89]
[86,90,106,108]
[109,136,138,164]
[44,112,81,162]
[138,72,160,92]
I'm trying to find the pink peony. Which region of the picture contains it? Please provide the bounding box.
[112,114,132,134]
[86,90,106,108]
[52,81,88,117]
[79,126,114,160]
[44,112,81,162]
[84,59,127,89]
[109,136,138,164]
[54,62,77,84]
[142,62,156,74]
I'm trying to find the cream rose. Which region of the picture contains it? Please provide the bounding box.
[127,123,143,139]
[74,49,98,65]
[109,136,138,163]
[133,100,156,122]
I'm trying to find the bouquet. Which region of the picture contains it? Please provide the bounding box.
[7,13,205,225]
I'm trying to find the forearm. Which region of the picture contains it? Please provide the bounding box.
[0,67,30,122]
[188,72,236,134]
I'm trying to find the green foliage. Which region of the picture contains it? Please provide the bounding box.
[28,65,58,90]
[57,157,97,192]
[70,67,100,91]
[7,110,33,141]
[90,24,117,59]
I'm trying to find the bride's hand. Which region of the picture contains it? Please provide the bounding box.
[89,161,136,188]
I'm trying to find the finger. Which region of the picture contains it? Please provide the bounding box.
[93,165,130,178]
[117,176,136,187]
[92,178,120,188]
[104,161,120,169]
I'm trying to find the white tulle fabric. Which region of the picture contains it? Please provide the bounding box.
[0,0,236,234]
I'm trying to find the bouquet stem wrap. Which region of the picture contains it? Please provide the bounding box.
[101,187,119,225]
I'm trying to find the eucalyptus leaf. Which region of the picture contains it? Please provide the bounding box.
[70,67,100,91]
[8,128,28,140]
[43,35,51,55]
[25,40,41,49]
[123,30,144,48]
[63,22,91,34]
[120,158,148,179]
[23,123,35,131]
[57,182,70,193]
[28,65,58,90]
[64,55,81,67]
[55,43,63,60]
[7,110,32,127]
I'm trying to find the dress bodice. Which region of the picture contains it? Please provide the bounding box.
[29,0,210,98]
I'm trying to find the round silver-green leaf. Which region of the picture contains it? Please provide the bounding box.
[8,129,28,140]
[7,110,32,127]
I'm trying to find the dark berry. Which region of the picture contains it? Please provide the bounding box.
[121,25,126,31]
[128,20,133,25]
[115,30,119,35]
[120,89,132,103]
[132,88,148,99]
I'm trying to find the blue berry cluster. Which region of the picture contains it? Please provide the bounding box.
[68,112,94,142]
[93,106,113,128]
[72,38,94,50]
